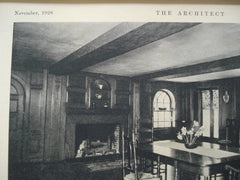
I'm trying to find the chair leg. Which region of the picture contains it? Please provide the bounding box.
[164,164,167,180]
[157,156,160,178]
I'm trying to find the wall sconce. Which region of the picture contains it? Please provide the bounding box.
[223,91,230,103]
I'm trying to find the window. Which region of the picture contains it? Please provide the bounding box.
[153,89,176,128]
[200,89,219,138]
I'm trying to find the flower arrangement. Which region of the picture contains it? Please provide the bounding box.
[177,121,204,148]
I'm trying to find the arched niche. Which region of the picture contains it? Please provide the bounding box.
[90,78,111,109]
[9,77,26,164]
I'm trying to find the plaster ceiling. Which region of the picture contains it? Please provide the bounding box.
[12,22,240,82]
[163,69,240,83]
[12,22,120,63]
[83,23,240,77]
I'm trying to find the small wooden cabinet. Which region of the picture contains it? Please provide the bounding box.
[66,73,130,114]
[90,79,111,109]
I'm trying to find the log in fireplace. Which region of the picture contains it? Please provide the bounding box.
[75,123,121,159]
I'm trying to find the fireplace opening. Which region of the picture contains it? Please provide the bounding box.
[75,124,120,158]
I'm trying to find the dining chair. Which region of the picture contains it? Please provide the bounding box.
[177,161,225,180]
[137,148,167,180]
[122,128,161,180]
[225,163,240,180]
[137,121,167,179]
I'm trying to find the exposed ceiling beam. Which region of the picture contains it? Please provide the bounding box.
[133,55,240,81]
[49,22,199,75]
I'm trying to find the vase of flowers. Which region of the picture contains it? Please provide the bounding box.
[177,121,204,149]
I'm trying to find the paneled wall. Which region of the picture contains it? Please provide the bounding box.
[11,68,240,163]
[10,69,67,162]
[44,74,67,161]
[186,77,240,138]
[66,73,131,112]
[65,73,131,158]
[138,80,184,140]
[139,78,240,141]
[10,70,131,163]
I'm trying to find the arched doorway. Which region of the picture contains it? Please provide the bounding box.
[9,78,25,164]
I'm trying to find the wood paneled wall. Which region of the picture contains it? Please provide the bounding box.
[138,78,240,140]
[44,74,67,161]
[10,70,132,163]
[11,69,67,162]
[65,73,131,158]
[137,80,184,140]
[186,77,240,138]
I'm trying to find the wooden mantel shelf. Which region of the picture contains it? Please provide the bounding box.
[66,107,129,115]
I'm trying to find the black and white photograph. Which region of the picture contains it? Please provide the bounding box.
[0,2,239,178]
[7,21,240,180]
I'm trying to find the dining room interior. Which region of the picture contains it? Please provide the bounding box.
[9,22,240,180]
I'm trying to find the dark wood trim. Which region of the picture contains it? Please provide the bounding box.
[66,107,129,115]
[30,84,43,89]
[210,89,214,138]
[49,23,199,75]
[67,87,86,93]
[115,90,130,95]
[68,71,130,80]
[134,55,240,80]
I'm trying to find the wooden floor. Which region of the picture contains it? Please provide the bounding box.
[9,160,123,180]
[9,161,226,180]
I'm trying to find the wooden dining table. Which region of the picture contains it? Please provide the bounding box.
[137,140,240,180]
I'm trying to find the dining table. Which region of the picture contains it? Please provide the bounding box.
[137,140,240,180]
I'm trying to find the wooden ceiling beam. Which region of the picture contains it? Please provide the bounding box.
[133,55,240,81]
[49,22,199,75]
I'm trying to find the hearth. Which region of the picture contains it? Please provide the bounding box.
[75,124,120,159]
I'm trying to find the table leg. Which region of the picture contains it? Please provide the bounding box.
[165,163,167,180]
[174,161,179,180]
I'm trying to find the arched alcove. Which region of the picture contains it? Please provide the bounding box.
[90,78,111,109]
[9,77,26,164]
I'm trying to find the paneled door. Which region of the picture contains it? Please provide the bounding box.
[201,89,219,138]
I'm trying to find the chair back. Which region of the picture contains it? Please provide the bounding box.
[122,127,138,180]
[139,122,154,144]
[225,163,240,180]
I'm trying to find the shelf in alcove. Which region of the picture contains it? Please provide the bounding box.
[92,98,111,101]
[93,89,110,92]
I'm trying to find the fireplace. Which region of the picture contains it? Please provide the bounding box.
[75,123,121,158]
